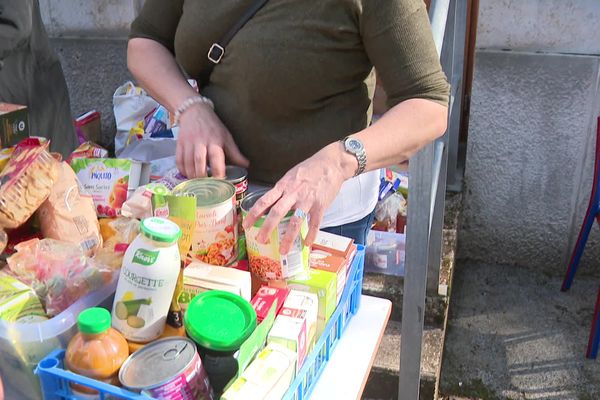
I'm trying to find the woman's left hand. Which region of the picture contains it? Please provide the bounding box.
[242,144,353,254]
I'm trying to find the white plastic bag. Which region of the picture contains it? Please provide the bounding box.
[112,81,159,156]
[118,137,177,180]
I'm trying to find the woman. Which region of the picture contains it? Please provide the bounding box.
[128,0,449,251]
[0,0,78,158]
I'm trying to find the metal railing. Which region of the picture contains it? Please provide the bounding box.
[399,0,467,398]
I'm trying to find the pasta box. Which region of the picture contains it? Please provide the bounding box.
[267,306,308,370]
[309,251,348,305]
[0,103,29,148]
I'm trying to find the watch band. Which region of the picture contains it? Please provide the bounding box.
[342,136,367,177]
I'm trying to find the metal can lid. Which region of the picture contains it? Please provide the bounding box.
[207,165,248,184]
[172,178,235,207]
[119,337,198,390]
[241,189,293,227]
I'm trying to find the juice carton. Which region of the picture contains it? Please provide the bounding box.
[251,286,290,322]
[70,158,150,217]
[286,269,336,338]
[267,306,308,370]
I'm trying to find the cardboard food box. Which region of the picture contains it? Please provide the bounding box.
[70,158,150,217]
[282,290,318,351]
[0,103,29,148]
[267,306,308,370]
[179,263,252,310]
[222,343,296,400]
[310,251,348,305]
[251,286,290,322]
[312,230,355,259]
[287,268,336,337]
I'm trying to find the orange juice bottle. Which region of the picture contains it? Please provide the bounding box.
[65,307,129,397]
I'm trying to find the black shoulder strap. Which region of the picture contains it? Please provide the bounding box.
[199,0,269,86]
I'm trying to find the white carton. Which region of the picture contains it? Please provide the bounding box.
[179,262,252,310]
[283,290,318,350]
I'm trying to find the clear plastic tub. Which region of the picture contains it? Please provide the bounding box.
[0,278,116,400]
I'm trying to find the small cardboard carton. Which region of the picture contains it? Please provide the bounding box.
[312,230,354,259]
[0,103,29,148]
[180,263,252,310]
[251,286,290,322]
[222,343,296,400]
[310,251,347,305]
[287,268,336,338]
[268,306,308,370]
[283,290,318,351]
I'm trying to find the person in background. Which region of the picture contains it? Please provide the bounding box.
[0,0,78,158]
[128,0,449,249]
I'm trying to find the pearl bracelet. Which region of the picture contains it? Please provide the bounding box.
[174,95,214,125]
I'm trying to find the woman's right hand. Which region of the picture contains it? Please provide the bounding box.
[176,103,249,179]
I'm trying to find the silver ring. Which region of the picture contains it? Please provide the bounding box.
[293,208,307,219]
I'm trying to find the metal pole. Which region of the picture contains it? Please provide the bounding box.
[398,0,452,398]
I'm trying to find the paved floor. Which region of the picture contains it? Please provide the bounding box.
[439,261,600,400]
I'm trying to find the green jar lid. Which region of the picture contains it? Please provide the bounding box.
[78,307,111,335]
[140,217,181,243]
[184,291,257,352]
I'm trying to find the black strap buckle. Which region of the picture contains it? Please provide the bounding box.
[207,43,225,64]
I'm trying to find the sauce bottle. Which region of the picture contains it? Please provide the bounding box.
[65,307,129,397]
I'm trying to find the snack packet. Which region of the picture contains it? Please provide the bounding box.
[0,140,58,229]
[37,162,103,256]
[66,141,108,164]
[94,217,140,270]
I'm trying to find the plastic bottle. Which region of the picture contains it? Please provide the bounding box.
[65,307,129,398]
[112,217,182,342]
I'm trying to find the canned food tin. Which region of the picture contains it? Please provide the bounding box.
[119,337,214,400]
[173,179,237,266]
[208,166,248,206]
[241,189,309,280]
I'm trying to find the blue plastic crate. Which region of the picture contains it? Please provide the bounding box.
[36,246,365,400]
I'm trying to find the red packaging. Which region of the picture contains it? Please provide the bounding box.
[74,110,101,145]
[251,286,290,322]
[67,142,108,164]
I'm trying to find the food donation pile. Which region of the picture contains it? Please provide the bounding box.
[0,136,359,400]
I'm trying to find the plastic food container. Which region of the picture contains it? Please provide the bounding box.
[184,290,256,395]
[0,278,117,400]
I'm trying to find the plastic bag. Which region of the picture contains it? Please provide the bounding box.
[6,239,115,317]
[95,217,141,270]
[113,81,159,156]
[37,162,103,256]
[373,192,406,232]
[118,137,177,180]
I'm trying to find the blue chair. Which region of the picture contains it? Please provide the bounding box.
[561,116,600,358]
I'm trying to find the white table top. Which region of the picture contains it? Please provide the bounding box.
[310,295,392,400]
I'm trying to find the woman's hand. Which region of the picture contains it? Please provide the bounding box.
[242,143,356,254]
[176,103,249,178]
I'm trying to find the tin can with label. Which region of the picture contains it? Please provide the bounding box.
[119,337,214,400]
[241,189,309,280]
[172,179,237,266]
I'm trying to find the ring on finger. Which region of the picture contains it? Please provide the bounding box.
[293,208,307,220]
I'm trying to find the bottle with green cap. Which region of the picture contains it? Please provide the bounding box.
[112,217,182,343]
[65,307,129,397]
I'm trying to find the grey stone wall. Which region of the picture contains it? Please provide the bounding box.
[459,51,600,274]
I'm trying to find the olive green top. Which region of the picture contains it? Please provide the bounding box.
[131,0,449,184]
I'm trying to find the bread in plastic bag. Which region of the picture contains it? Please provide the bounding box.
[37,162,102,256]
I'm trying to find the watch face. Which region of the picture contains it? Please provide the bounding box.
[345,138,363,153]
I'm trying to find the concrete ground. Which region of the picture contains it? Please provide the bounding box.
[439,261,600,400]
